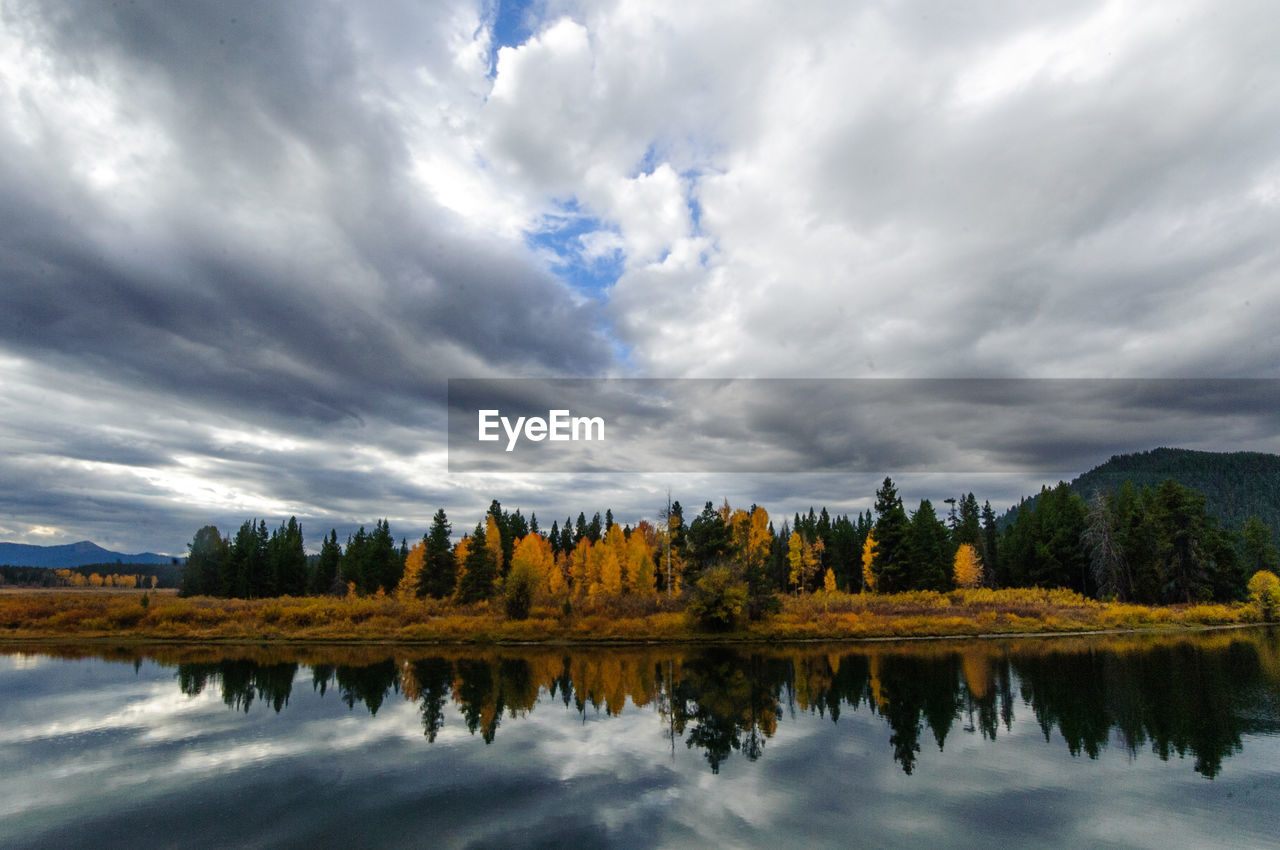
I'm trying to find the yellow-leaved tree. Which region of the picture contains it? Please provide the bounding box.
[451,536,471,602]
[598,544,623,596]
[604,525,629,590]
[1248,570,1280,621]
[509,534,555,598]
[861,531,877,593]
[788,533,819,593]
[571,538,592,599]
[549,550,570,598]
[824,567,837,593]
[729,505,772,580]
[952,543,982,589]
[625,524,657,595]
[397,540,427,600]
[484,514,505,575]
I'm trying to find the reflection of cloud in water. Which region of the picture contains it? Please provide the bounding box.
[1,637,1279,847]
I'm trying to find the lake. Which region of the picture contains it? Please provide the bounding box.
[2,630,1279,848]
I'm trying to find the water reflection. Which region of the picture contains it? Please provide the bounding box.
[16,629,1280,779]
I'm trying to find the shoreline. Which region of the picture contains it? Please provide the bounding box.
[0,588,1268,649]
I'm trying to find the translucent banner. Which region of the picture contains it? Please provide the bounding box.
[446,378,1280,473]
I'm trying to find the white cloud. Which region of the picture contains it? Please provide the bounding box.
[2,0,1279,548]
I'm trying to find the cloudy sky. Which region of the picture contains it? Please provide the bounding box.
[2,0,1278,554]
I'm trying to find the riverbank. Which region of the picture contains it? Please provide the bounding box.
[0,587,1264,644]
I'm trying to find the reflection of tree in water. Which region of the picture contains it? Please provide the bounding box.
[163,631,1280,778]
[406,657,452,742]
[176,660,298,713]
[1013,640,1262,778]
[865,653,966,775]
[665,650,788,773]
[335,660,400,716]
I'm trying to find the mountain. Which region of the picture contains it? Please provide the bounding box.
[0,540,176,568]
[1004,447,1280,544]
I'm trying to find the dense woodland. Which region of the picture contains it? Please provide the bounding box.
[1004,448,1280,545]
[176,474,1280,619]
[0,563,175,589]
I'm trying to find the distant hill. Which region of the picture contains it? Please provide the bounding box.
[1004,448,1280,544]
[0,540,177,568]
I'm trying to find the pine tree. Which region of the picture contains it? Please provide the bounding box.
[980,501,999,587]
[274,517,308,596]
[457,522,496,603]
[367,519,402,594]
[1241,516,1279,576]
[312,529,341,595]
[341,526,369,593]
[871,478,911,593]
[907,500,952,591]
[421,509,457,599]
[181,525,227,597]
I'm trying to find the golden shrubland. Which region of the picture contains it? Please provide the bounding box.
[0,585,1263,643]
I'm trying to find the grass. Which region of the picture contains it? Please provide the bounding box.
[0,586,1266,644]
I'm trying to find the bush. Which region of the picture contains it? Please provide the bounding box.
[504,562,537,620]
[685,567,748,631]
[1248,570,1280,621]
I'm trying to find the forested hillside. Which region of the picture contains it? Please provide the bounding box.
[1004,448,1280,544]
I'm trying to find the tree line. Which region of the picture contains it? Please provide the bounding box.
[179,477,1280,613]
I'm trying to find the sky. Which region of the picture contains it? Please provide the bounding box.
[1,0,1278,554]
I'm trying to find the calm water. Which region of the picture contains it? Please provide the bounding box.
[3,631,1280,848]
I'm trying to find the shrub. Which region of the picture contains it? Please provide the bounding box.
[1248,570,1280,621]
[504,561,537,620]
[685,567,748,631]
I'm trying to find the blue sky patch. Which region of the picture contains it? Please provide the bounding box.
[488,0,540,74]
[527,199,625,297]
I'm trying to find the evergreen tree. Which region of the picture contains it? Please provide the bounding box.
[548,520,561,556]
[1152,480,1212,603]
[509,509,529,541]
[871,478,912,593]
[686,501,730,576]
[1002,484,1088,593]
[955,493,982,548]
[980,501,999,587]
[312,529,341,595]
[906,499,952,591]
[457,521,497,603]
[224,520,268,599]
[341,527,369,593]
[366,519,402,594]
[1241,516,1279,576]
[560,519,574,556]
[181,525,227,597]
[421,509,457,599]
[269,516,308,597]
[830,514,859,591]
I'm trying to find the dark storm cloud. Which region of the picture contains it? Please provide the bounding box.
[0,0,612,426]
[447,378,1280,473]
